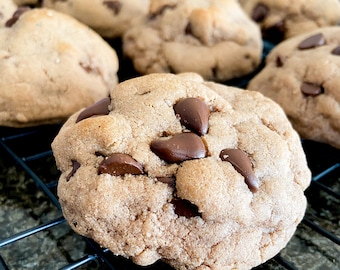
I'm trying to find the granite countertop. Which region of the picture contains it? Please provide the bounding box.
[0,126,339,270]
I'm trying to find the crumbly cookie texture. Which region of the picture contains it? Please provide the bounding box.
[0,0,17,27]
[0,8,119,127]
[52,72,311,270]
[42,0,150,38]
[122,0,262,82]
[247,26,340,149]
[240,0,340,43]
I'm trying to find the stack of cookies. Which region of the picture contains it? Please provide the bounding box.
[4,0,340,269]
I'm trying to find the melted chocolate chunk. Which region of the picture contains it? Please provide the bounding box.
[251,3,269,22]
[298,33,325,50]
[219,148,259,192]
[262,21,285,43]
[276,55,286,67]
[300,82,324,96]
[150,133,206,163]
[76,97,110,123]
[103,1,122,15]
[331,46,340,55]
[171,198,201,218]
[5,7,30,27]
[174,98,210,135]
[66,160,81,181]
[157,176,176,188]
[98,153,144,176]
[185,22,193,35]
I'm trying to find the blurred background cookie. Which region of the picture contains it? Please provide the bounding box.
[42,0,150,38]
[0,8,119,127]
[247,26,340,149]
[123,0,263,82]
[240,0,340,43]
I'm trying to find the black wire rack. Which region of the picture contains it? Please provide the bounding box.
[0,40,339,269]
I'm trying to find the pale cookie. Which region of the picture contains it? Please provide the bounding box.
[0,8,119,127]
[52,72,311,270]
[240,0,340,43]
[247,26,340,149]
[0,0,17,27]
[122,0,263,82]
[42,0,150,38]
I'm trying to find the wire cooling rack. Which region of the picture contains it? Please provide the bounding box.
[0,40,339,269]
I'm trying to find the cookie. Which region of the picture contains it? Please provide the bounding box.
[0,8,119,127]
[122,0,263,82]
[240,0,340,43]
[0,0,17,27]
[52,72,311,270]
[42,0,150,38]
[247,26,340,149]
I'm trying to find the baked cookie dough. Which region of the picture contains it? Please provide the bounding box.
[240,0,340,43]
[247,26,340,149]
[0,0,17,27]
[52,72,311,270]
[122,0,263,82]
[0,8,119,127]
[42,0,150,38]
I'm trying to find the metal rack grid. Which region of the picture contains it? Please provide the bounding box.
[0,119,339,270]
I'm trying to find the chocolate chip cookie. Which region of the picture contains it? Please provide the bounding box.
[240,0,340,43]
[247,26,340,149]
[42,0,150,38]
[0,8,119,127]
[52,72,311,270]
[122,0,263,82]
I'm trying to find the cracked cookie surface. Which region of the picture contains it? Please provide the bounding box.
[0,8,118,127]
[122,0,262,82]
[247,26,340,149]
[52,72,311,270]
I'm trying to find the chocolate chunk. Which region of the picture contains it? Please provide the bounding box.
[298,33,325,50]
[219,148,259,192]
[5,7,30,27]
[66,160,81,182]
[301,82,324,96]
[262,21,285,43]
[171,198,201,218]
[251,3,269,22]
[185,22,192,35]
[150,132,206,163]
[103,1,122,15]
[76,97,110,123]
[276,55,286,67]
[98,153,144,176]
[157,176,176,188]
[331,46,340,55]
[174,98,210,135]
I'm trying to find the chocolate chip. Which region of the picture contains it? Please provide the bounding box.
[66,160,81,181]
[251,3,269,22]
[331,46,340,55]
[157,176,176,188]
[300,82,324,96]
[174,98,210,135]
[219,148,259,192]
[185,22,192,35]
[98,153,144,176]
[103,1,122,15]
[150,132,206,163]
[171,198,201,218]
[76,97,110,123]
[298,33,325,50]
[262,21,285,43]
[276,55,286,67]
[5,7,30,27]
